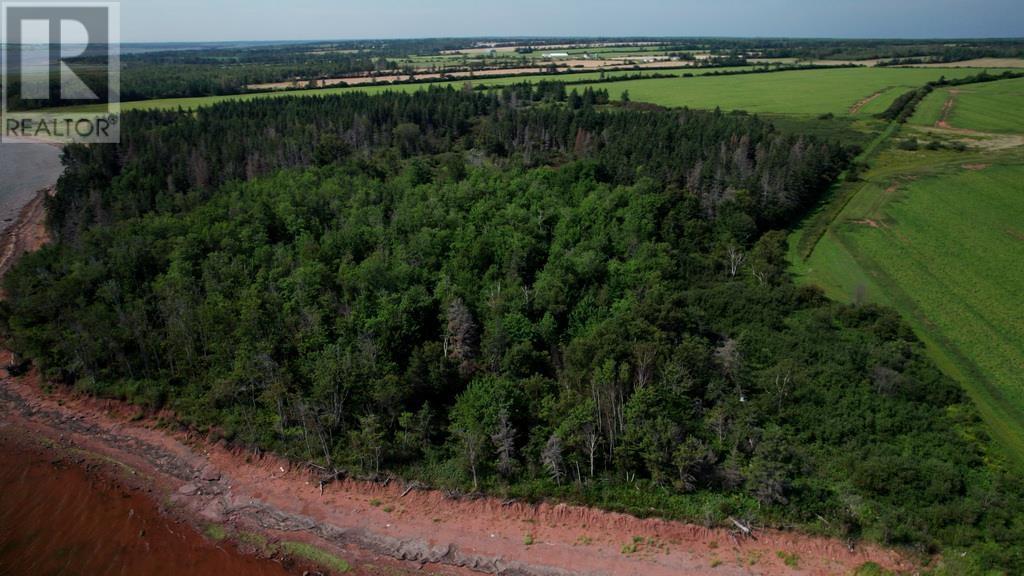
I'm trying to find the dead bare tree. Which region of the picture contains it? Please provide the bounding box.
[634,344,656,390]
[541,434,565,485]
[773,371,792,412]
[491,409,517,478]
[295,397,333,468]
[751,265,769,286]
[715,338,740,376]
[444,297,478,372]
[726,245,746,277]
[455,427,484,490]
[590,361,625,460]
[582,422,601,479]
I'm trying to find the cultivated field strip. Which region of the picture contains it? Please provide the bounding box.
[791,74,1024,465]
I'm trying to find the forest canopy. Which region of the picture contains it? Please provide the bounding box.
[4,85,1023,572]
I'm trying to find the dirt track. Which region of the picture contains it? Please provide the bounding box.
[848,90,886,115]
[935,89,960,129]
[0,180,915,576]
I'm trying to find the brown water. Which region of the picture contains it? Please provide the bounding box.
[0,441,296,576]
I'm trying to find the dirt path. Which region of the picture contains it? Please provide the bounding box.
[0,182,915,576]
[935,89,960,129]
[915,88,1024,150]
[849,89,886,115]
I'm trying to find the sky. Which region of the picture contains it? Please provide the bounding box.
[4,0,1023,43]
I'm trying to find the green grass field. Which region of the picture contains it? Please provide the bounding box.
[789,77,1024,466]
[569,67,1005,116]
[88,66,754,113]
[911,76,1024,133]
[72,66,1008,116]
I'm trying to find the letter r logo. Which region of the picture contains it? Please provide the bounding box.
[3,2,119,102]
[2,2,120,144]
[17,16,98,99]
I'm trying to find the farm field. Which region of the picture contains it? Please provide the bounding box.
[265,44,707,85]
[246,63,725,91]
[571,67,1009,116]
[74,66,765,112]
[904,57,1024,68]
[789,76,1024,466]
[89,66,1006,115]
[911,76,1024,133]
[83,65,753,111]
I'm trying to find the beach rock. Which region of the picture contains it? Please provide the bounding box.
[199,499,225,522]
[199,465,221,482]
[178,483,200,496]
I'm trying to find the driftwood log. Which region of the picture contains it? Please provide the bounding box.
[728,517,757,540]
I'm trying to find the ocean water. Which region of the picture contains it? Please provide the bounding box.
[0,439,297,576]
[1,44,115,67]
[0,141,63,232]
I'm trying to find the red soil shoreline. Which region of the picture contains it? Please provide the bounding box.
[0,186,52,282]
[0,372,915,576]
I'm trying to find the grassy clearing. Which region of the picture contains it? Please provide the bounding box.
[790,140,1024,466]
[568,67,1007,116]
[910,88,950,128]
[792,79,1024,466]
[788,121,900,262]
[853,87,904,116]
[912,77,1024,133]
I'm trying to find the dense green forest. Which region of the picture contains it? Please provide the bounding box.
[4,85,1024,572]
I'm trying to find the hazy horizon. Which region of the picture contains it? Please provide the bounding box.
[1,0,1022,44]
[4,34,1024,47]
